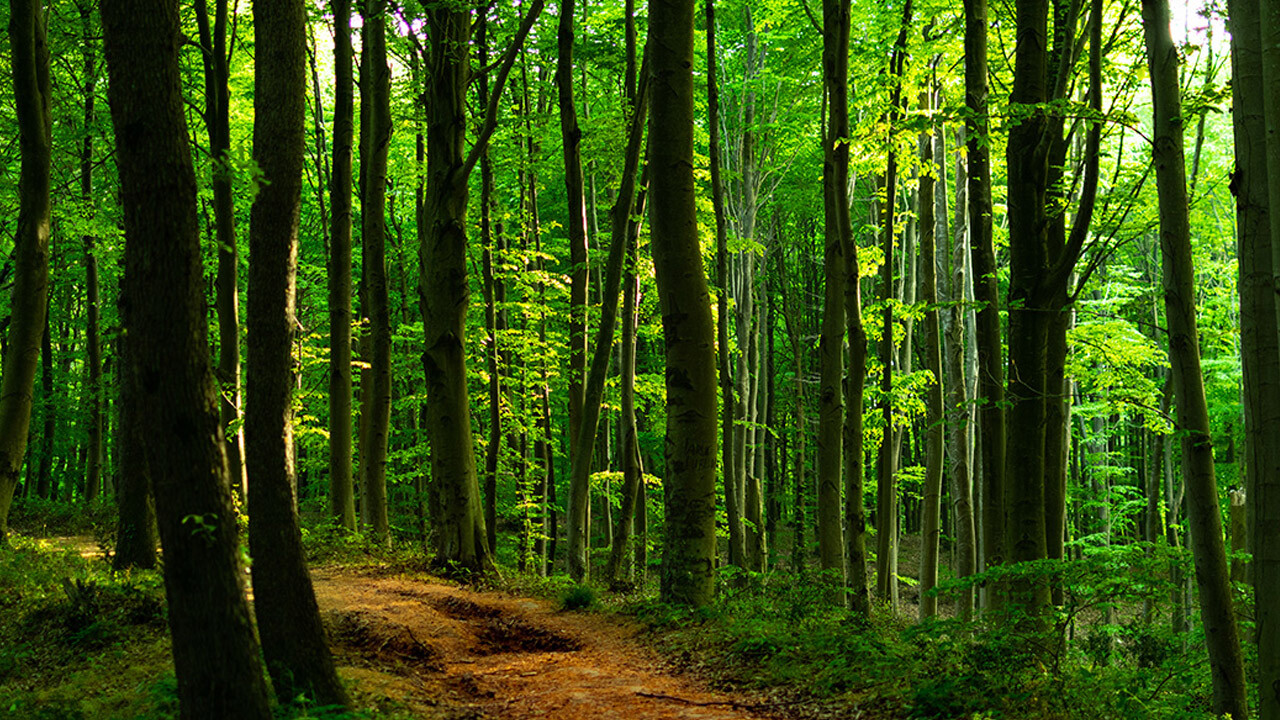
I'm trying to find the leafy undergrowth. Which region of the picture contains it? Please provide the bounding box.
[601,549,1235,720]
[0,535,174,719]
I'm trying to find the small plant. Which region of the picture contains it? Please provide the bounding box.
[559,584,596,611]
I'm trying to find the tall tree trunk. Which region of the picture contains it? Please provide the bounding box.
[965,0,1006,604]
[101,0,271,713]
[818,0,850,601]
[359,0,392,545]
[0,0,52,538]
[708,0,743,570]
[919,91,944,621]
[1143,2,1249,715]
[420,0,542,573]
[560,0,589,518]
[327,0,356,530]
[652,0,717,607]
[1003,0,1052,615]
[1248,0,1280,709]
[195,0,246,501]
[876,2,912,609]
[246,0,350,706]
[477,13,505,560]
[946,127,977,621]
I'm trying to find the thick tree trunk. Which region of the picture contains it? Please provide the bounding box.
[327,0,356,530]
[1250,0,1280,712]
[359,0,392,545]
[652,0,717,607]
[420,0,542,573]
[1143,2,1249,715]
[101,0,271,713]
[0,0,52,538]
[246,0,350,706]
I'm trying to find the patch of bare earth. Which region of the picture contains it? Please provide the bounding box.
[313,567,772,720]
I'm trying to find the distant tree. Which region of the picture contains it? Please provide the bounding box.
[358,0,392,545]
[101,0,271,714]
[328,0,357,530]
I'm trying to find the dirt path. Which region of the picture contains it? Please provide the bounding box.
[312,566,770,720]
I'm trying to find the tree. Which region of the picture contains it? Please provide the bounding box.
[327,0,357,531]
[245,0,350,706]
[0,0,53,539]
[418,0,542,573]
[359,0,392,545]
[80,3,103,504]
[965,0,1005,604]
[651,0,717,608]
[559,0,590,572]
[1246,0,1280,711]
[918,87,944,621]
[1142,0,1249,715]
[817,0,849,600]
[194,0,246,500]
[101,0,272,713]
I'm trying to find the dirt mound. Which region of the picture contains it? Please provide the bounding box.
[431,595,502,621]
[474,615,581,654]
[326,609,442,670]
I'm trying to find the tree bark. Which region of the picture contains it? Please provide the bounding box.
[245,0,350,706]
[0,0,52,538]
[560,0,589,511]
[419,0,542,573]
[652,0,717,608]
[113,330,157,570]
[919,92,944,621]
[358,0,392,545]
[818,0,850,600]
[327,0,356,530]
[1251,0,1280,713]
[965,0,1006,605]
[101,0,271,713]
[1143,2,1249,715]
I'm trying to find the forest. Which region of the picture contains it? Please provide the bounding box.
[0,0,1277,717]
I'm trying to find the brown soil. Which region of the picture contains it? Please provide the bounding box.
[312,566,771,720]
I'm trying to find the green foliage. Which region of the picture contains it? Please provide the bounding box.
[559,584,598,611]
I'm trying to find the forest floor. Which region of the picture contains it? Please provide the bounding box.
[313,564,779,720]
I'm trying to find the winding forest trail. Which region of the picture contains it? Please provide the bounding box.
[313,566,770,720]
